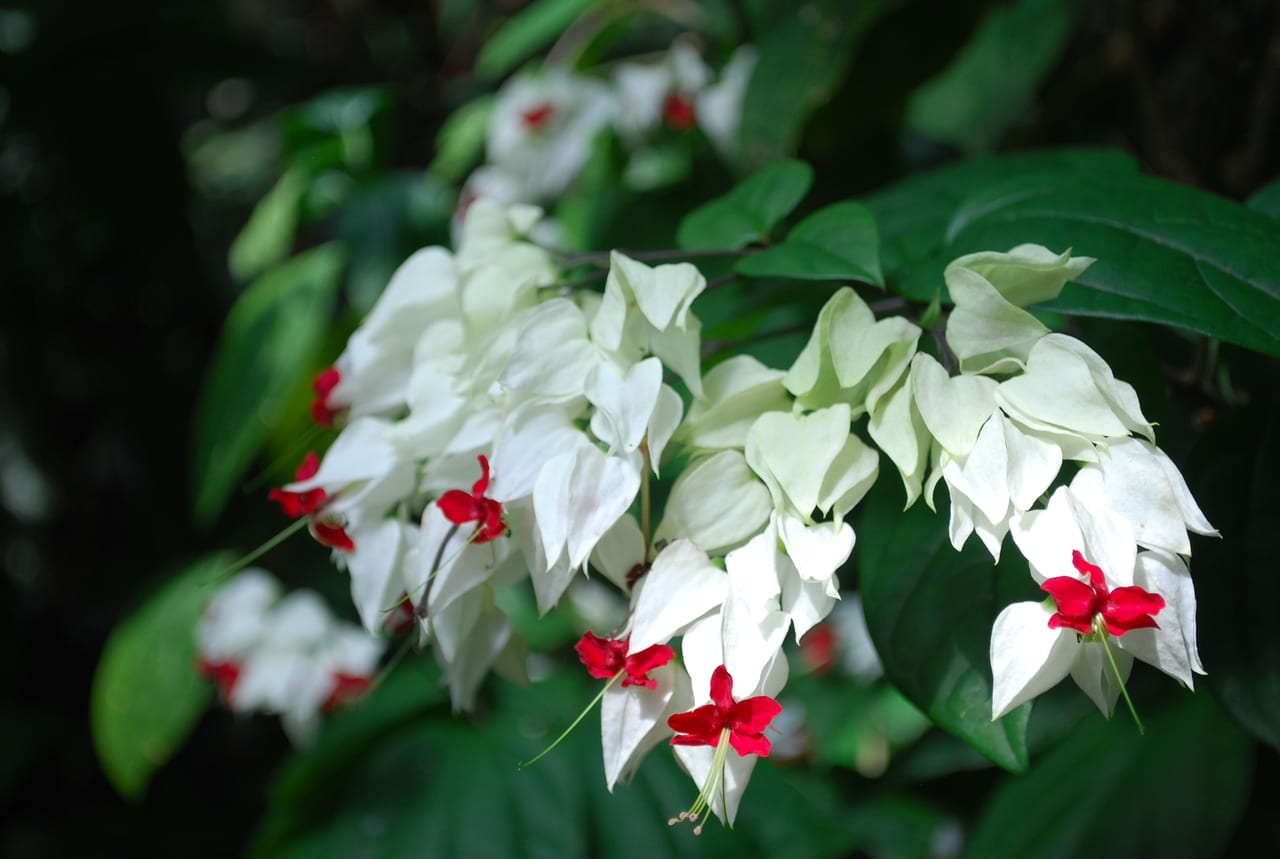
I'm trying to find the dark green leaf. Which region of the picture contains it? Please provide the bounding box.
[1186,401,1280,752]
[739,0,898,166]
[1247,173,1280,221]
[964,695,1251,859]
[677,160,813,250]
[906,0,1078,154]
[475,0,601,80]
[864,146,1138,286]
[938,170,1280,357]
[91,554,226,799]
[192,243,345,525]
[858,478,1034,772]
[735,201,882,284]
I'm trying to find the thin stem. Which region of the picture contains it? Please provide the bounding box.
[417,521,463,620]
[241,422,326,494]
[205,517,309,586]
[519,673,620,769]
[704,272,738,292]
[1099,632,1144,735]
[702,320,812,359]
[545,246,757,266]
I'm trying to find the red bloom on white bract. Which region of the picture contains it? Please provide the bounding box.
[1043,550,1165,636]
[437,455,507,543]
[668,664,782,758]
[268,452,355,552]
[311,366,344,427]
[663,92,697,129]
[574,631,675,689]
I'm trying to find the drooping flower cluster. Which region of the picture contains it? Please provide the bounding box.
[196,569,384,744]
[458,41,757,213]
[243,202,1212,829]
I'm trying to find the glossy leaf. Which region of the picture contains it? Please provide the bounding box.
[919,170,1280,357]
[228,166,306,282]
[1247,173,1280,221]
[676,160,812,250]
[906,0,1078,154]
[739,0,897,166]
[864,147,1138,286]
[91,554,225,799]
[474,0,600,80]
[857,478,1033,772]
[192,243,345,525]
[736,201,882,284]
[965,695,1251,858]
[1185,401,1280,752]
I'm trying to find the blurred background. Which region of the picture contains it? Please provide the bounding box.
[2,0,1278,855]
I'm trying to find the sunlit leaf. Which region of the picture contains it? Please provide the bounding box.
[677,160,812,250]
[91,554,226,799]
[228,166,306,282]
[475,0,602,80]
[736,201,882,284]
[192,243,345,525]
[428,95,496,184]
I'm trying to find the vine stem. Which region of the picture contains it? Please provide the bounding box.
[1099,631,1145,735]
[545,246,756,266]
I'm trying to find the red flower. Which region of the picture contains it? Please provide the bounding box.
[196,656,241,699]
[663,92,697,129]
[268,451,328,517]
[520,102,556,130]
[574,632,675,689]
[437,455,507,543]
[313,519,355,552]
[311,366,343,427]
[668,665,782,757]
[1042,550,1165,636]
[323,671,372,710]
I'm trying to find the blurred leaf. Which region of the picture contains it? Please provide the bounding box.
[293,86,390,136]
[91,554,226,799]
[735,200,882,284]
[475,0,601,80]
[677,160,813,250]
[428,94,495,184]
[931,170,1280,358]
[228,166,306,281]
[192,243,345,525]
[1247,173,1280,221]
[1185,401,1280,752]
[858,478,1034,772]
[906,0,1077,154]
[739,0,899,166]
[864,146,1138,285]
[965,695,1251,859]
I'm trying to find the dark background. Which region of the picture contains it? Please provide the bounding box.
[2,0,1277,855]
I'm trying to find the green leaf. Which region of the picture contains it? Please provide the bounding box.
[428,95,495,184]
[739,0,898,166]
[228,166,306,281]
[965,695,1251,859]
[676,160,813,250]
[938,170,1280,358]
[857,478,1033,771]
[474,0,601,80]
[1247,173,1280,221]
[192,243,346,525]
[906,0,1078,154]
[91,554,227,799]
[1185,401,1280,752]
[864,146,1138,286]
[735,201,882,284]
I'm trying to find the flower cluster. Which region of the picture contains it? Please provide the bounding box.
[249,203,1212,827]
[196,569,385,744]
[459,41,756,213]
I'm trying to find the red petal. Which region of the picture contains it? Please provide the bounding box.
[1104,586,1166,622]
[313,366,341,395]
[1104,614,1161,635]
[295,451,321,481]
[1042,576,1098,617]
[438,489,481,524]
[663,92,697,129]
[668,704,722,743]
[1047,612,1093,634]
[575,631,624,678]
[472,455,492,497]
[728,730,772,757]
[624,644,675,680]
[314,520,355,552]
[728,695,783,735]
[709,665,735,714]
[1071,550,1106,590]
[324,671,371,709]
